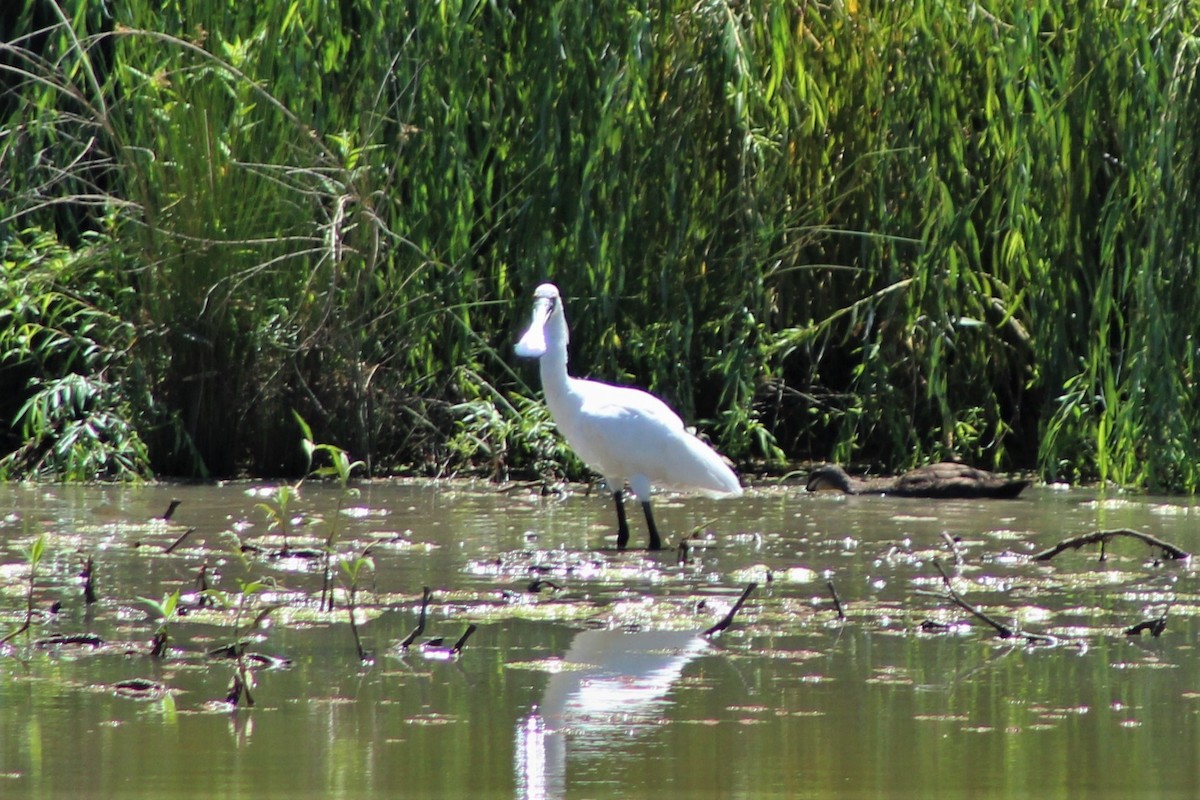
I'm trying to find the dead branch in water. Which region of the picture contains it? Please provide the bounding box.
[1125,605,1171,638]
[941,532,964,565]
[81,556,97,605]
[161,499,182,521]
[225,667,254,708]
[677,538,689,565]
[398,587,432,649]
[1032,529,1190,562]
[925,560,1055,645]
[826,581,846,620]
[164,527,195,554]
[704,582,757,637]
[451,624,477,654]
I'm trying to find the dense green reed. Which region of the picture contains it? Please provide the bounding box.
[3,0,1200,489]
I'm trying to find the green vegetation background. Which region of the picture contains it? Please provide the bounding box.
[2,0,1199,489]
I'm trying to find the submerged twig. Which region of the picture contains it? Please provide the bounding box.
[164,527,196,554]
[451,624,477,654]
[704,582,757,637]
[941,532,964,565]
[398,587,432,648]
[1125,605,1171,638]
[195,563,215,608]
[527,578,562,593]
[926,559,1054,645]
[225,667,254,708]
[81,556,97,605]
[826,580,846,620]
[161,499,182,521]
[1032,529,1190,562]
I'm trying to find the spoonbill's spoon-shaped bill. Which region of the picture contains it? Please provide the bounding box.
[514,295,550,357]
[514,283,741,550]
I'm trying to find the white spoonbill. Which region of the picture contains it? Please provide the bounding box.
[514,283,742,550]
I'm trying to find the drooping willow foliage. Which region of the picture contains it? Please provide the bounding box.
[3,0,1200,489]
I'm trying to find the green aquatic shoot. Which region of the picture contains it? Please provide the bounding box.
[2,535,46,645]
[139,590,181,659]
[338,553,374,662]
[296,412,366,613]
[202,579,277,708]
[256,485,297,556]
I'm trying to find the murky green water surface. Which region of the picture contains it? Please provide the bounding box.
[2,480,1198,798]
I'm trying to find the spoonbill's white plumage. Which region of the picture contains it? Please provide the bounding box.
[515,283,742,550]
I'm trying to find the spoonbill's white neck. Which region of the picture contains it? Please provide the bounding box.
[515,284,571,393]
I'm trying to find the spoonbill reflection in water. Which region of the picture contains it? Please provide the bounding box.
[516,628,710,799]
[515,283,742,550]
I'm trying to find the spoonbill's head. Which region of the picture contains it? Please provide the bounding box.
[515,283,566,358]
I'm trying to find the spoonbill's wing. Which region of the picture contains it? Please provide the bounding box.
[564,379,741,498]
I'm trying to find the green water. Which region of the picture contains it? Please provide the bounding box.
[1,481,1198,798]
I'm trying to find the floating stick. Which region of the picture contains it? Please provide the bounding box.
[451,624,477,654]
[81,556,97,605]
[398,587,432,649]
[1125,605,1171,638]
[827,580,846,620]
[161,499,182,521]
[704,582,757,637]
[926,559,1055,645]
[165,527,196,554]
[1032,529,1190,562]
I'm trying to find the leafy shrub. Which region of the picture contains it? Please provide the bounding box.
[0,227,150,480]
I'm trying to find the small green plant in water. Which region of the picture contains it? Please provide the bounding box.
[140,590,181,659]
[294,412,365,612]
[202,579,280,709]
[256,484,297,556]
[2,535,46,645]
[339,553,374,662]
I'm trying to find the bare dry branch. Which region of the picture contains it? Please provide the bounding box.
[1032,529,1190,562]
[704,582,757,637]
[927,559,1055,645]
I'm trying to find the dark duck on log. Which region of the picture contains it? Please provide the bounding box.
[805,462,1030,499]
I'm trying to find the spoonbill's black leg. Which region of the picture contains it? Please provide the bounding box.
[614,491,631,550]
[642,501,663,551]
